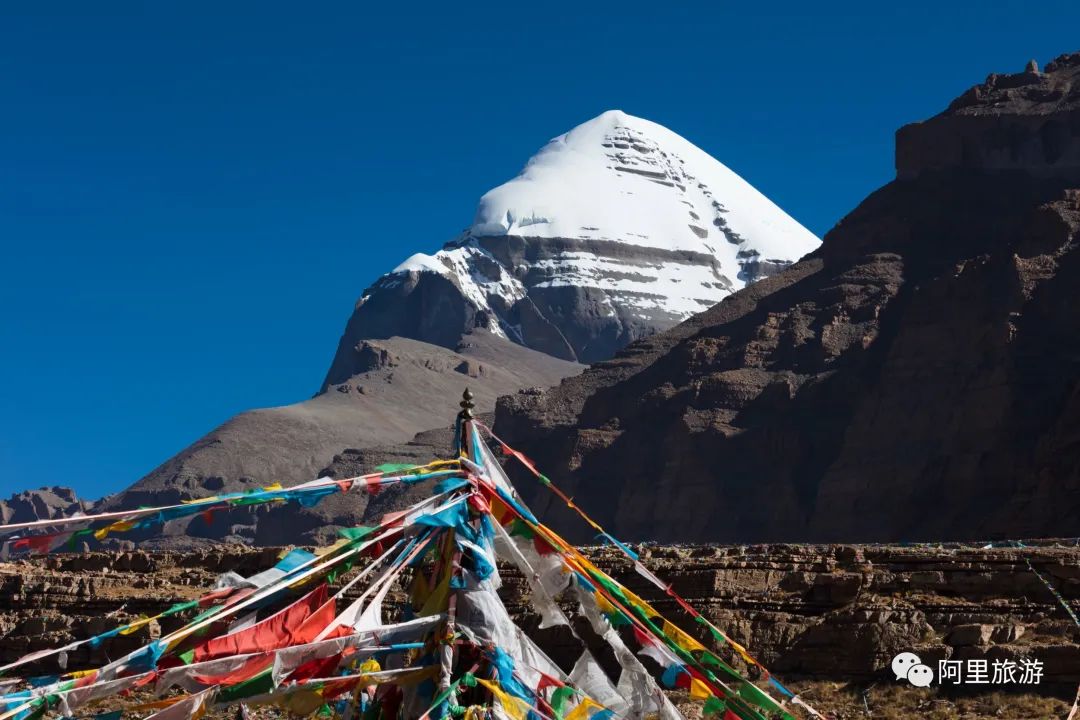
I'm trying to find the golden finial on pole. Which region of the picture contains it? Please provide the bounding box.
[458,387,474,421]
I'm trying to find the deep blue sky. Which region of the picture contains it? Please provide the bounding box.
[2,2,1078,499]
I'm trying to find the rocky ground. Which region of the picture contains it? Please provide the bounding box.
[3,543,1080,718]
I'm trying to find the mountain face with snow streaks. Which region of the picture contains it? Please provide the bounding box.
[323,110,819,385]
[90,109,817,548]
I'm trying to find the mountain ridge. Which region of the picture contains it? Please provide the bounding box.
[321,109,820,377]
[493,52,1080,544]
[51,109,819,547]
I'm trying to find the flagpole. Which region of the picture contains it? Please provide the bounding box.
[435,388,473,718]
[454,387,474,457]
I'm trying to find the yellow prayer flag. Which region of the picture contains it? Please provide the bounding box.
[273,688,326,716]
[621,587,659,619]
[118,615,152,635]
[728,638,755,664]
[689,678,713,700]
[315,537,352,556]
[93,519,137,540]
[663,620,705,654]
[477,679,530,720]
[564,697,605,720]
[594,591,618,616]
[419,571,451,617]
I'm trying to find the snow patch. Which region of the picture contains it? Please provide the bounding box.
[393,253,449,275]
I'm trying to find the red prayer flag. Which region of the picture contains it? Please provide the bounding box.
[12,534,56,553]
[192,584,329,662]
[293,596,338,642]
[198,587,238,608]
[535,672,563,693]
[192,654,272,686]
[467,493,490,515]
[223,588,257,607]
[285,652,345,682]
[533,535,556,556]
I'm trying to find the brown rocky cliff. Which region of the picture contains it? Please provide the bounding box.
[495,53,1080,544]
[898,53,1080,181]
[3,545,1080,692]
[0,487,88,526]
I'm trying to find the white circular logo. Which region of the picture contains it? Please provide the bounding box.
[908,663,934,687]
[891,651,922,681]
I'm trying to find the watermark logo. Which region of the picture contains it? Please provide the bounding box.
[891,652,1044,687]
[938,658,1043,686]
[892,652,934,687]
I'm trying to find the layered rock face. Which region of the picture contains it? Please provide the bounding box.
[898,53,1080,181]
[4,544,1080,693]
[322,110,819,377]
[495,53,1080,544]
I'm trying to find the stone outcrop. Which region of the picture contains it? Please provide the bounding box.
[0,487,87,526]
[495,52,1080,544]
[3,544,1080,701]
[897,53,1080,181]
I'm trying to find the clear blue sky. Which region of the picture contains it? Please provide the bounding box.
[2,1,1077,499]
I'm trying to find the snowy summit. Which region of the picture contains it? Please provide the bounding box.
[336,110,821,367]
[473,110,817,259]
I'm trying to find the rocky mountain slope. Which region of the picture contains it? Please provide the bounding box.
[322,110,819,377]
[495,53,1080,544]
[3,544,1079,718]
[0,487,87,526]
[53,110,817,546]
[90,333,576,544]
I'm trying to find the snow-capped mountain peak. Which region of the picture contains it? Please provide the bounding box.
[471,110,819,261]
[325,111,820,378]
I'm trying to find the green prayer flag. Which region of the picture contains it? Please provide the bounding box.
[739,681,782,713]
[508,519,535,539]
[218,670,275,702]
[375,463,418,474]
[191,604,222,622]
[696,616,728,645]
[23,701,47,720]
[179,649,195,665]
[550,686,575,719]
[700,651,744,682]
[164,600,200,616]
[338,526,376,541]
[729,702,768,720]
[702,697,727,717]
